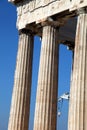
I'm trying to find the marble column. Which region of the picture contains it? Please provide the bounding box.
[68,9,87,130]
[33,25,59,130]
[8,29,34,130]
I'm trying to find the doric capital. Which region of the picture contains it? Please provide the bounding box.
[40,17,66,28]
[76,8,87,15]
[19,29,34,36]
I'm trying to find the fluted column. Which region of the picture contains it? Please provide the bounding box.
[8,29,34,130]
[33,25,59,130]
[68,8,87,130]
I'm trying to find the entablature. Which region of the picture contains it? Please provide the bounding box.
[8,0,86,47]
[11,0,86,30]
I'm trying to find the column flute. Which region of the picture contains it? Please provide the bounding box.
[8,29,34,130]
[33,25,59,130]
[68,8,87,130]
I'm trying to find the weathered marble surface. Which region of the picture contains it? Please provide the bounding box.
[8,0,87,30]
[33,25,58,130]
[8,30,34,130]
[68,10,87,130]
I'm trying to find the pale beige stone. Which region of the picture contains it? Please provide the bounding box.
[33,25,59,130]
[8,0,87,129]
[68,10,87,130]
[9,0,87,30]
[8,30,34,130]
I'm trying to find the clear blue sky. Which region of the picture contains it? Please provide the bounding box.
[0,0,73,130]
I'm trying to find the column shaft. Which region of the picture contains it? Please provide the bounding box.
[33,25,59,130]
[68,10,87,130]
[8,30,34,130]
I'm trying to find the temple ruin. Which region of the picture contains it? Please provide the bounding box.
[8,0,87,129]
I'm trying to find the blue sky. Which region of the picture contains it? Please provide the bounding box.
[0,0,72,130]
